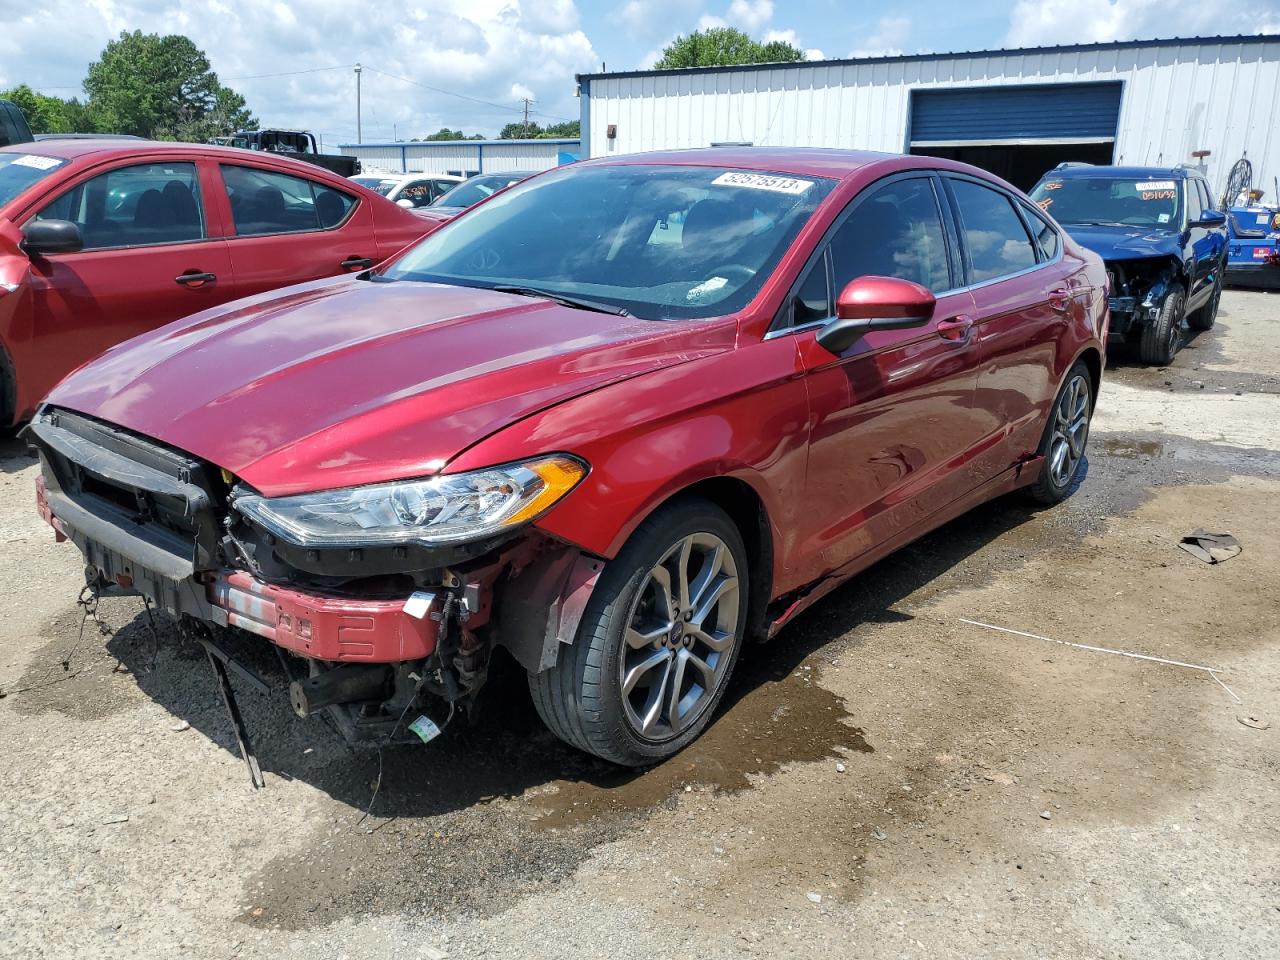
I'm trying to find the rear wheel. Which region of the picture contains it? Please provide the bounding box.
[529,498,748,766]
[1187,265,1223,331]
[1024,361,1093,505]
[1136,287,1185,366]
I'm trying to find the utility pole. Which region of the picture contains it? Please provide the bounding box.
[521,97,534,138]
[354,63,363,143]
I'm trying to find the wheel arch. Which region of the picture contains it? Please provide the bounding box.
[650,476,775,643]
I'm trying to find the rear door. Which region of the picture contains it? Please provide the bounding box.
[944,174,1075,472]
[214,162,378,299]
[789,173,984,583]
[22,157,233,410]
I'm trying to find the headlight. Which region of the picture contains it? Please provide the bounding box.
[233,455,586,548]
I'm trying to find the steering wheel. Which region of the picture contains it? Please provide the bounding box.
[707,264,756,285]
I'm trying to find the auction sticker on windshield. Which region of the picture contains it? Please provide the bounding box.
[712,172,814,194]
[1135,181,1176,191]
[10,155,63,171]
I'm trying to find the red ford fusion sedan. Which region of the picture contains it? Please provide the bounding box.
[0,139,436,426]
[29,148,1107,767]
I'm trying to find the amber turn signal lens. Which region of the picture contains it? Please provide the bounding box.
[501,455,587,527]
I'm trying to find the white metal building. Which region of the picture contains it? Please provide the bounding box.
[577,35,1280,195]
[337,138,580,176]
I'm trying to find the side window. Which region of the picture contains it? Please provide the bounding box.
[32,161,205,251]
[1186,180,1203,223]
[950,179,1038,283]
[829,178,951,294]
[1018,200,1060,260]
[1196,179,1213,213]
[793,252,830,326]
[220,165,355,236]
[399,180,435,208]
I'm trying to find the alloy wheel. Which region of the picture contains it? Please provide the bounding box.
[619,532,741,741]
[1048,373,1091,488]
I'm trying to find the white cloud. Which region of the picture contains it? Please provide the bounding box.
[849,15,912,58]
[0,0,598,141]
[1006,0,1280,46]
[764,29,823,60]
[726,0,772,32]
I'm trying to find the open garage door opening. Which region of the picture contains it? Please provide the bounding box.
[909,83,1122,192]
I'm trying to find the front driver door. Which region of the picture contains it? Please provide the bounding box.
[788,174,985,587]
[23,158,233,411]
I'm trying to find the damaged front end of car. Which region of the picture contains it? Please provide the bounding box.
[1105,256,1182,340]
[28,405,602,761]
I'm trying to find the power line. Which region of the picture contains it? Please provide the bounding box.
[361,66,576,124]
[223,64,357,82]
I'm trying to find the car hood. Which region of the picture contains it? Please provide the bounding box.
[45,276,736,496]
[1062,223,1184,262]
[411,206,463,223]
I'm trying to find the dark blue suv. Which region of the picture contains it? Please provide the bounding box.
[1029,165,1227,365]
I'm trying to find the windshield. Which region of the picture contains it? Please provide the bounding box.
[353,176,398,196]
[382,164,837,320]
[430,175,525,209]
[0,153,68,208]
[1030,176,1183,229]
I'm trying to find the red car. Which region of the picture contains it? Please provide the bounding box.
[29,149,1106,767]
[0,139,434,425]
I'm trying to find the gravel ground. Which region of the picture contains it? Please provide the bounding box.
[1,290,1278,960]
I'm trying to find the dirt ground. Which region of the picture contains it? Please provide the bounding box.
[1,290,1278,960]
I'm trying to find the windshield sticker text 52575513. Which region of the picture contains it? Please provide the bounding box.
[711,172,814,194]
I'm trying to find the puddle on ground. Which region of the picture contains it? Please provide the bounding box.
[528,661,871,829]
[237,651,869,930]
[1096,437,1166,460]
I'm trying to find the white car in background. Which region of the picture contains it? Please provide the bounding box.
[349,172,464,209]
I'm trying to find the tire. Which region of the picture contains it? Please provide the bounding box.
[1023,361,1094,505]
[1136,287,1185,366]
[529,497,748,766]
[1187,264,1223,331]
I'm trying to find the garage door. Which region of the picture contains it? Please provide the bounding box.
[910,82,1123,146]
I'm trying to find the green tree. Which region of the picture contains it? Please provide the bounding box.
[537,120,580,139]
[417,127,484,141]
[1,84,94,134]
[499,120,541,139]
[83,31,255,140]
[652,27,805,69]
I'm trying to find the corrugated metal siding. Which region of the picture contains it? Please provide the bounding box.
[339,140,580,175]
[910,83,1122,143]
[584,39,1280,198]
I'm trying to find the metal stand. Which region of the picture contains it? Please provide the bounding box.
[200,637,269,789]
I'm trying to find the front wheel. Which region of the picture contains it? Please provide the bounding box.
[1136,287,1185,365]
[1024,361,1094,505]
[529,498,748,766]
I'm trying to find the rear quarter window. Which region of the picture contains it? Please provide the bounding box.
[220,165,356,236]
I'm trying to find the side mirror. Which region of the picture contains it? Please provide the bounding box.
[815,276,936,354]
[396,198,415,209]
[22,219,83,256]
[1193,209,1226,229]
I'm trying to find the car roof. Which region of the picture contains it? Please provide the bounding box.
[0,138,332,165]
[589,147,904,180]
[1045,164,1194,180]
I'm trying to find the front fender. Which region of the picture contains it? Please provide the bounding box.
[445,337,811,591]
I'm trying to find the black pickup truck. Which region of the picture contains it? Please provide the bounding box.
[0,99,34,147]
[211,129,359,177]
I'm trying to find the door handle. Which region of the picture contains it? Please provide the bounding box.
[937,315,973,342]
[1048,288,1071,312]
[341,257,375,270]
[175,271,216,287]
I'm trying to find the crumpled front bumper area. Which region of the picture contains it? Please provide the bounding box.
[38,471,440,663]
[210,571,439,662]
[29,407,444,666]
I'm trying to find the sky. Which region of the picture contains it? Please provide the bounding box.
[0,0,1276,145]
